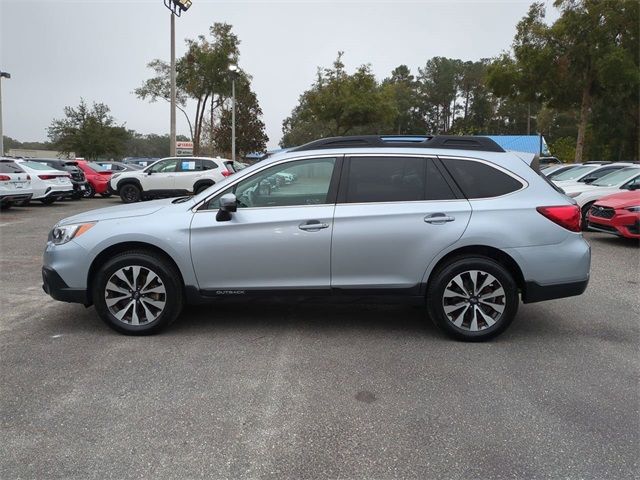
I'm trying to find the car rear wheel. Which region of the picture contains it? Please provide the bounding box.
[120,184,141,203]
[427,256,519,341]
[40,197,56,205]
[83,183,96,198]
[92,251,183,335]
[581,202,594,231]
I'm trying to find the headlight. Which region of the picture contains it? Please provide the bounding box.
[48,222,96,245]
[625,205,640,212]
[567,191,583,198]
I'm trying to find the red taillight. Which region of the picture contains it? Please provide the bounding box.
[0,175,10,181]
[38,175,62,180]
[537,205,581,232]
[221,170,231,177]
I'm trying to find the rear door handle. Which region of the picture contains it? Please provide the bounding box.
[299,221,330,231]
[424,213,455,224]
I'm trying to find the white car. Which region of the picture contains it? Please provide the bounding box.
[562,166,640,223]
[0,159,33,209]
[15,159,74,204]
[552,163,635,188]
[109,156,233,203]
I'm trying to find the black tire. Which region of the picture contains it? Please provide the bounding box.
[83,183,96,198]
[92,250,184,335]
[581,202,594,231]
[100,192,112,198]
[71,192,82,200]
[426,256,519,341]
[120,184,141,203]
[40,197,56,205]
[0,202,11,210]
[194,183,213,195]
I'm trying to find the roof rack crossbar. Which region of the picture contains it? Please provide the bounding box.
[290,135,505,153]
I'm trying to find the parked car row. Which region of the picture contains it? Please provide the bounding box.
[543,161,640,238]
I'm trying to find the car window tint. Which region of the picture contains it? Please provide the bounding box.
[426,159,456,200]
[346,157,425,203]
[22,161,52,170]
[0,162,23,173]
[201,160,218,170]
[443,159,523,198]
[206,158,337,209]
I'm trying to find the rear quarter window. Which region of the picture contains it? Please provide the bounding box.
[0,162,23,173]
[442,159,523,199]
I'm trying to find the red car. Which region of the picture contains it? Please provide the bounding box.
[587,190,640,239]
[75,160,113,198]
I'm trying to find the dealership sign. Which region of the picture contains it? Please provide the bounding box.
[176,141,194,156]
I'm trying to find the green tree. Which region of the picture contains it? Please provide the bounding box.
[136,23,267,156]
[281,53,395,147]
[208,74,268,156]
[487,1,639,161]
[47,99,130,159]
[381,65,425,134]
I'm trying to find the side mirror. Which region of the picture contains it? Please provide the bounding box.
[147,170,153,175]
[216,193,237,222]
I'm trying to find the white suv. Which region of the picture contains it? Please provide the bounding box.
[110,156,232,203]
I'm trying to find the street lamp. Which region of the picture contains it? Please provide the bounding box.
[228,64,238,162]
[163,0,193,156]
[0,71,10,156]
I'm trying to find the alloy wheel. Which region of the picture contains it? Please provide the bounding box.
[441,270,506,332]
[104,265,166,325]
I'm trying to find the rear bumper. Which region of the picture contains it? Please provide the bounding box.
[522,278,589,303]
[34,188,74,200]
[42,266,89,305]
[1,193,33,204]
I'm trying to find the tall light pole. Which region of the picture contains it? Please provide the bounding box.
[0,71,10,156]
[228,64,238,162]
[163,0,192,156]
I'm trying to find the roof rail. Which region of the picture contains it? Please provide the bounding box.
[290,135,505,153]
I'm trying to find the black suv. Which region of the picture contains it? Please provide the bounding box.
[28,159,89,199]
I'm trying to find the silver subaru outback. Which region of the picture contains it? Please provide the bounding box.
[42,136,590,341]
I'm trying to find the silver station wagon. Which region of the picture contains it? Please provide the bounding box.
[43,135,590,340]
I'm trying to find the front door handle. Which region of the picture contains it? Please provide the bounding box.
[424,213,455,224]
[299,220,330,231]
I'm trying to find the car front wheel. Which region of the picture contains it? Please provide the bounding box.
[427,256,519,341]
[120,184,141,203]
[92,251,183,335]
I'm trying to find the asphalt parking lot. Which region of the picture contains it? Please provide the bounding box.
[1,198,638,479]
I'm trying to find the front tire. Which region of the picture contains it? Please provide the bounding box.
[119,184,141,203]
[427,256,519,341]
[92,251,183,335]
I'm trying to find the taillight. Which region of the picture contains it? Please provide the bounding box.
[38,175,63,180]
[221,170,231,177]
[536,205,581,232]
[0,175,10,181]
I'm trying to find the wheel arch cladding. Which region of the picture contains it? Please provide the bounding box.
[87,242,185,305]
[193,179,214,192]
[117,178,143,192]
[424,245,526,294]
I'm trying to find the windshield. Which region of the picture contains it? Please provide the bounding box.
[551,165,597,181]
[592,168,640,187]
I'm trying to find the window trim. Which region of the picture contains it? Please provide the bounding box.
[437,155,528,200]
[193,154,344,212]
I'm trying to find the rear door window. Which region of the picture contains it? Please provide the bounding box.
[442,159,523,199]
[345,157,426,203]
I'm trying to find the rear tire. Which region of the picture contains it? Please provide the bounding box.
[83,183,96,198]
[0,202,12,210]
[40,197,56,205]
[92,250,183,335]
[426,256,519,341]
[120,184,141,203]
[581,202,594,231]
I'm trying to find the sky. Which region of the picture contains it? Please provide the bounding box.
[0,0,559,149]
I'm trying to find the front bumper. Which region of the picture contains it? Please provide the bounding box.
[42,266,89,305]
[587,211,640,239]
